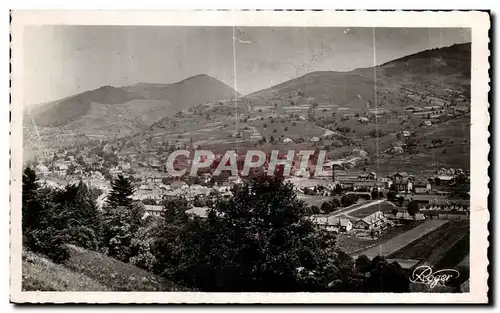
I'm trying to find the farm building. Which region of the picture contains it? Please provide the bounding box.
[310,137,320,142]
[423,120,432,126]
[413,181,432,193]
[283,137,294,143]
[353,211,386,230]
[310,216,353,233]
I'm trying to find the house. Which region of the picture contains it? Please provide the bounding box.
[358,171,376,180]
[357,117,369,124]
[186,207,210,219]
[353,211,386,230]
[283,137,294,143]
[144,205,163,217]
[35,164,50,176]
[413,180,432,194]
[432,175,454,186]
[398,130,412,138]
[385,144,404,154]
[392,172,413,192]
[311,215,353,233]
[352,148,368,158]
[310,137,320,142]
[423,120,432,127]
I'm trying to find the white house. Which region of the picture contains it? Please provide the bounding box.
[357,117,369,124]
[283,137,294,143]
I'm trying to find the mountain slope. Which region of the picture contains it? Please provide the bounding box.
[31,74,238,128]
[103,43,471,176]
[245,43,470,110]
[23,75,238,154]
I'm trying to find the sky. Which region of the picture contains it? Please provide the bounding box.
[24,26,470,105]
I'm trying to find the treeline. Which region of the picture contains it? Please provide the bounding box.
[22,166,409,292]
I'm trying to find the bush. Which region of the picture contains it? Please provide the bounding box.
[341,195,355,207]
[332,198,341,208]
[321,201,334,213]
[310,205,321,215]
[387,191,397,201]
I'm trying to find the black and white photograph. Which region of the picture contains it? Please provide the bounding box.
[9,10,490,303]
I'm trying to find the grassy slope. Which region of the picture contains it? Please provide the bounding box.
[22,245,186,291]
[22,249,110,291]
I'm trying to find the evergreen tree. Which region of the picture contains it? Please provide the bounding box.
[101,174,143,262]
[54,181,102,250]
[22,166,70,263]
[106,174,135,208]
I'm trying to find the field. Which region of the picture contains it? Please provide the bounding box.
[387,221,469,264]
[356,220,448,258]
[387,221,470,288]
[22,245,185,291]
[348,201,398,218]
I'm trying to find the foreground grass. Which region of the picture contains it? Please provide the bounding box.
[22,245,188,291]
[22,249,110,291]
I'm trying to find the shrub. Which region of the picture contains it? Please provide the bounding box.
[341,195,355,207]
[321,201,334,213]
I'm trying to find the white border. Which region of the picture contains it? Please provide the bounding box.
[9,10,490,304]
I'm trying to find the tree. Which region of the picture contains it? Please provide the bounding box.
[163,176,356,292]
[404,135,419,155]
[341,195,355,207]
[407,201,420,217]
[360,256,409,292]
[386,190,397,201]
[106,174,136,208]
[22,167,70,263]
[101,175,143,262]
[334,184,343,195]
[54,181,102,250]
[321,201,334,213]
[310,205,321,214]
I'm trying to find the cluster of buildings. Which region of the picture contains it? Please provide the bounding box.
[310,210,391,235]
